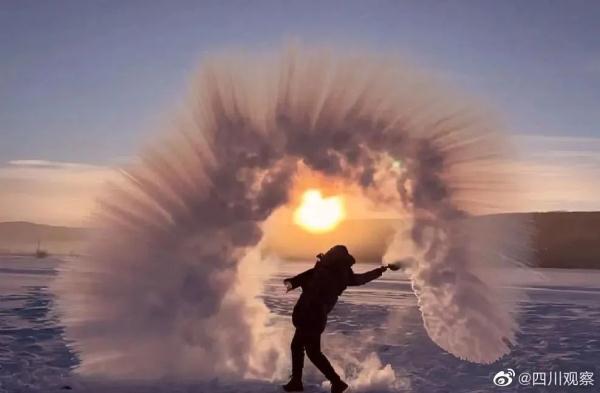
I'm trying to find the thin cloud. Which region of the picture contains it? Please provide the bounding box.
[6,159,106,171]
[508,134,600,212]
[0,159,117,226]
[1,135,599,226]
[514,134,600,148]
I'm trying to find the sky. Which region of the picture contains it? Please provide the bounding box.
[1,0,599,225]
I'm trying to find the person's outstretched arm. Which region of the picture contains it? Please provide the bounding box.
[283,268,315,291]
[348,266,387,286]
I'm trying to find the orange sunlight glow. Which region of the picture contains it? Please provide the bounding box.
[293,189,346,233]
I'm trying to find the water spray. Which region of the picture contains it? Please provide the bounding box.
[52,46,530,381]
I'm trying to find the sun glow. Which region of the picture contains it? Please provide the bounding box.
[293,189,346,233]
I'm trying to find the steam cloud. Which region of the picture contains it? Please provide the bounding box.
[53,47,530,383]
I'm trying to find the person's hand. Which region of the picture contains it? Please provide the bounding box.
[386,262,402,271]
[283,279,293,292]
[380,265,389,273]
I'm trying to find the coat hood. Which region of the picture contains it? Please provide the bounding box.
[317,245,355,268]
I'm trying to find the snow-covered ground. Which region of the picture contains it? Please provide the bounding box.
[1,256,599,392]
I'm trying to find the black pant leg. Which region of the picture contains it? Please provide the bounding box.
[303,330,341,383]
[290,329,305,380]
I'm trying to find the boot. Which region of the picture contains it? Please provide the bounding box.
[330,379,349,393]
[282,377,304,392]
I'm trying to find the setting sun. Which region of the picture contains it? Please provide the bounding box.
[293,189,346,233]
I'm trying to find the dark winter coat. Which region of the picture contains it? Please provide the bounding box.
[285,248,385,333]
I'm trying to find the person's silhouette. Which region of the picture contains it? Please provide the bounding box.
[282,245,388,393]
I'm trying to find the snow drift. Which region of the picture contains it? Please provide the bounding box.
[53,47,530,382]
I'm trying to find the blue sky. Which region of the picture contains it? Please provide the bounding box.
[1,1,599,223]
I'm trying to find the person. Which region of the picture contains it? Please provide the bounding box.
[282,245,389,393]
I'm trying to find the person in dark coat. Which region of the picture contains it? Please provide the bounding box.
[282,245,389,393]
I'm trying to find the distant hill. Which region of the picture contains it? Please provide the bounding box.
[263,212,600,269]
[528,211,600,269]
[0,222,90,255]
[2,212,599,268]
[263,218,396,262]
